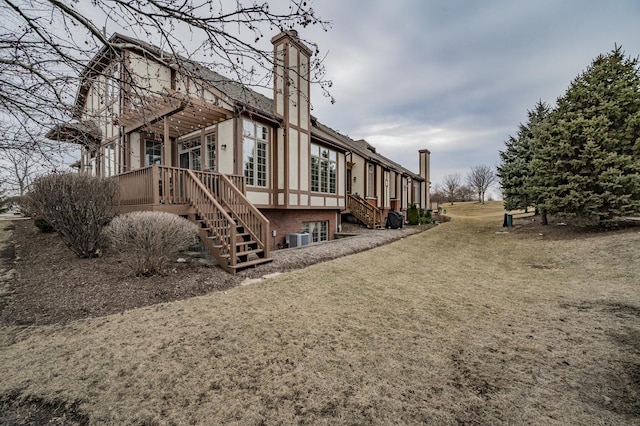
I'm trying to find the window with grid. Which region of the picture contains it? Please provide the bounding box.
[206,133,216,171]
[145,140,162,166]
[243,119,268,187]
[103,142,117,177]
[105,63,120,103]
[367,163,375,198]
[310,143,337,194]
[302,221,328,243]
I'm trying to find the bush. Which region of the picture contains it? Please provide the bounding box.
[34,216,55,233]
[407,204,420,225]
[26,173,118,258]
[407,205,433,225]
[103,211,199,276]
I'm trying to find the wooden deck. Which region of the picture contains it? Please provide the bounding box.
[114,166,271,273]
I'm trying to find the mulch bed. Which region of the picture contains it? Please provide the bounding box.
[0,220,240,326]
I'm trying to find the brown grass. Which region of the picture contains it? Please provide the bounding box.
[1,201,639,424]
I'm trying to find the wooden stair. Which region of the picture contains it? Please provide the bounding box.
[185,170,272,274]
[345,194,383,229]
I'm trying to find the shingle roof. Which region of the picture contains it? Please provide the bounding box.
[311,119,422,180]
[86,33,421,179]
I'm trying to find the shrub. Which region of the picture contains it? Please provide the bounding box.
[407,205,433,225]
[34,216,55,233]
[26,173,118,258]
[407,204,420,225]
[103,211,199,276]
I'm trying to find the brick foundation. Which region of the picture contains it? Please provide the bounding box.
[261,209,340,250]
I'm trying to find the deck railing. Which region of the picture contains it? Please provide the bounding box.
[347,193,382,229]
[115,166,246,205]
[115,166,157,205]
[114,165,268,270]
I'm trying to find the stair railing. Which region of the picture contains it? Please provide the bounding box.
[184,170,238,268]
[217,174,270,259]
[347,194,382,228]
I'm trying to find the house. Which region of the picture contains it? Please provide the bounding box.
[47,31,430,273]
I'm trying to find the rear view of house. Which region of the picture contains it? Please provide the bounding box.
[48,30,430,273]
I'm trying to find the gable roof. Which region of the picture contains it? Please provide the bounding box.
[311,118,422,180]
[75,33,421,179]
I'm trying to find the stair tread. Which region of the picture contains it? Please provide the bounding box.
[229,257,273,270]
[236,248,264,257]
[236,240,257,246]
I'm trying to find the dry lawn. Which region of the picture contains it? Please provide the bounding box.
[1,202,639,424]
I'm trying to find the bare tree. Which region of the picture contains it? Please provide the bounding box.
[442,173,462,205]
[429,184,446,204]
[466,165,497,204]
[0,0,331,148]
[0,124,74,195]
[455,185,475,202]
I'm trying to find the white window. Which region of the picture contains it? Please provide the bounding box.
[103,142,117,177]
[206,133,216,171]
[367,163,375,198]
[310,143,337,194]
[302,221,328,243]
[243,119,268,187]
[106,63,120,103]
[145,140,162,166]
[179,137,201,170]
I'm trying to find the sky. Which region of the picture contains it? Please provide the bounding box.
[6,0,639,196]
[288,0,640,192]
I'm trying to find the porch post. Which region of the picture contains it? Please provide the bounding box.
[163,117,171,167]
[152,164,160,205]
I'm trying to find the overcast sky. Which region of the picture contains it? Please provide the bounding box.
[291,0,640,191]
[40,0,640,191]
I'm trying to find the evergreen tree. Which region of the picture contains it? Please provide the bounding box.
[529,47,640,222]
[498,101,550,211]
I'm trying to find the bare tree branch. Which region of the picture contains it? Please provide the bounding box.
[0,0,332,149]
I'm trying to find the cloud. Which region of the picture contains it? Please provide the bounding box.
[304,0,640,189]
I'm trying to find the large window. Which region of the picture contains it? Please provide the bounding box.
[367,163,375,198]
[145,140,162,166]
[206,133,216,171]
[179,137,201,170]
[302,221,328,243]
[103,142,117,177]
[243,119,268,187]
[105,63,120,103]
[310,143,337,194]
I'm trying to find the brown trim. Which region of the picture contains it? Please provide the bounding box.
[234,114,240,175]
[139,137,145,167]
[122,131,129,173]
[163,118,170,167]
[236,102,282,126]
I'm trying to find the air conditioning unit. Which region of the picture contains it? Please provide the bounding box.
[286,232,309,248]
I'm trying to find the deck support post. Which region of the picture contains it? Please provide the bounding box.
[163,117,171,167]
[152,165,160,205]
